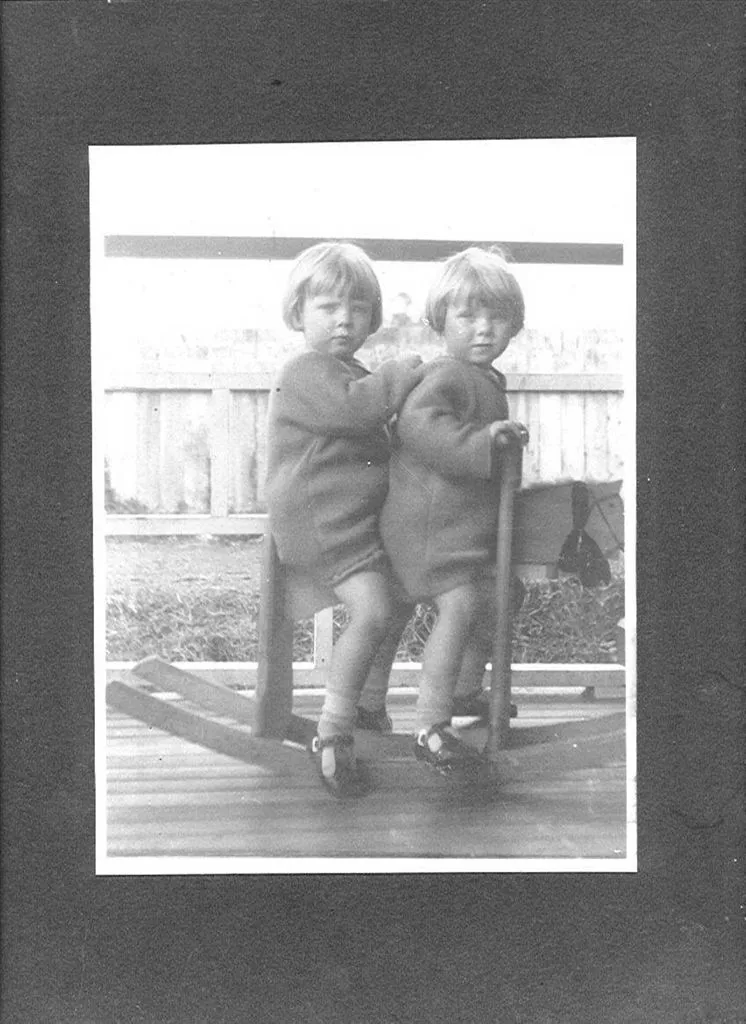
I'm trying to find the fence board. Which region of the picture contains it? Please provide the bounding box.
[136,393,161,511]
[105,392,138,501]
[255,391,269,513]
[584,392,610,481]
[169,392,211,513]
[607,392,625,480]
[183,415,211,514]
[210,389,231,516]
[230,392,265,512]
[230,393,255,513]
[561,393,587,479]
[507,389,526,429]
[519,392,543,484]
[159,393,184,512]
[537,393,563,481]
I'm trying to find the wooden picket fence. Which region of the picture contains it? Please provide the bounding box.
[104,366,623,536]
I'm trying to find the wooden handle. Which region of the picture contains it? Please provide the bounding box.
[487,444,522,760]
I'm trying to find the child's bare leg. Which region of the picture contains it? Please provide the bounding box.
[453,639,490,699]
[454,579,493,698]
[417,583,481,732]
[318,570,396,743]
[356,599,414,716]
[452,581,518,720]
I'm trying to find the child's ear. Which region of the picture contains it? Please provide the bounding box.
[288,302,304,330]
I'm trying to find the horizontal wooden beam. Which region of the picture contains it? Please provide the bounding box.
[105,372,275,391]
[104,235,624,265]
[106,661,626,691]
[104,372,623,393]
[507,373,624,392]
[105,514,268,536]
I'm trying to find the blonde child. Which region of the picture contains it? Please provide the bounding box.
[380,247,529,772]
[266,242,422,796]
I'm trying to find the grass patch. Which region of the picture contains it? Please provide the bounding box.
[106,571,624,664]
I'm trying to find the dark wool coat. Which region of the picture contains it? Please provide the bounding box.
[266,350,422,586]
[380,357,510,599]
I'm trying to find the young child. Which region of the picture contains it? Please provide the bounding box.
[380,247,529,772]
[266,242,423,796]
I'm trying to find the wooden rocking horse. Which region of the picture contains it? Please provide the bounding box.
[107,447,626,783]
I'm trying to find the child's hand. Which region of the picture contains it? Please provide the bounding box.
[398,354,426,386]
[490,420,529,448]
[379,355,426,416]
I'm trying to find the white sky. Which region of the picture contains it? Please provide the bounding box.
[91,138,635,241]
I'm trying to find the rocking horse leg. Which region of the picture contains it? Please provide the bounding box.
[254,531,295,739]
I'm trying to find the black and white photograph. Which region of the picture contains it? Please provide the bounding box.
[93,138,636,870]
[5,2,744,1020]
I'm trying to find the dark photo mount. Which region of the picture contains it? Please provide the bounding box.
[2,3,744,1023]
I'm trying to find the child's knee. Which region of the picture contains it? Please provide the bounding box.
[359,599,396,641]
[339,579,396,640]
[438,583,482,626]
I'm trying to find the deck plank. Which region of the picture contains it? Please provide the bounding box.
[104,694,628,861]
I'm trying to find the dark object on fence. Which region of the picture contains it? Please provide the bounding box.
[512,479,622,569]
[557,482,612,587]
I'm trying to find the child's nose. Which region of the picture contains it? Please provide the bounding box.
[475,316,494,336]
[335,303,352,323]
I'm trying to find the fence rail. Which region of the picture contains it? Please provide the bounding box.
[104,660,626,694]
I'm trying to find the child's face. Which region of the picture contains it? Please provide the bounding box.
[441,301,514,366]
[299,290,374,361]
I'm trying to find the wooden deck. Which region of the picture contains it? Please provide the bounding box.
[104,691,628,862]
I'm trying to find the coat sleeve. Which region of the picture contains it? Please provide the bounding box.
[274,352,423,437]
[394,367,495,479]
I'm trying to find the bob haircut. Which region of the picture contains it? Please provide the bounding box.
[425,246,525,337]
[282,241,383,333]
